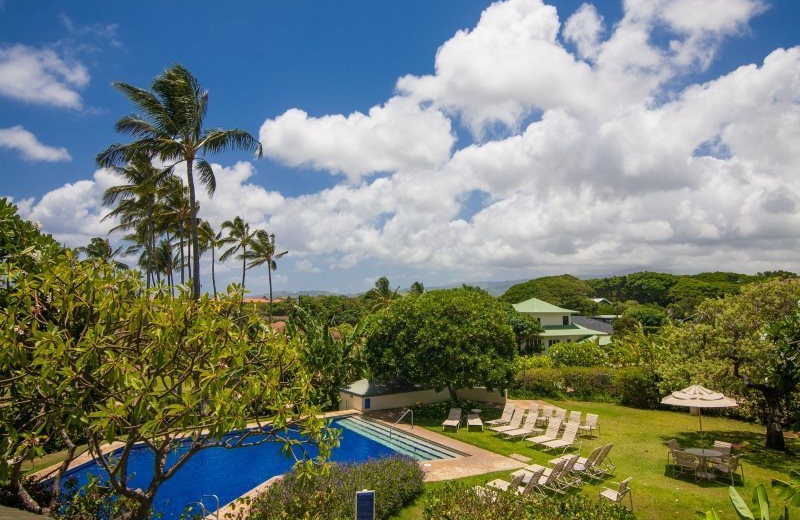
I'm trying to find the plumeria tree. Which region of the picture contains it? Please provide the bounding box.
[0,250,337,520]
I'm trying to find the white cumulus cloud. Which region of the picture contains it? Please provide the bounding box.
[0,125,71,161]
[0,44,89,109]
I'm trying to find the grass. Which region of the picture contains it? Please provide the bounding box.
[391,400,800,520]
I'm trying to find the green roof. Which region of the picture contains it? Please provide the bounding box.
[512,297,577,314]
[538,323,609,337]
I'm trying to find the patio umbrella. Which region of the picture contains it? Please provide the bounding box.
[661,384,737,446]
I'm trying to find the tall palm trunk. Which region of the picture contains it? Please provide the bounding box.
[211,244,217,298]
[241,243,247,289]
[187,158,201,299]
[179,228,185,285]
[268,267,273,324]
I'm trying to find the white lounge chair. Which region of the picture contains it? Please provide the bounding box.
[467,413,484,431]
[567,410,582,424]
[441,408,462,432]
[489,407,525,434]
[541,423,582,453]
[550,445,603,480]
[485,403,516,426]
[592,442,616,477]
[518,458,568,495]
[486,472,525,493]
[600,477,633,510]
[536,405,555,426]
[500,410,542,440]
[526,417,562,446]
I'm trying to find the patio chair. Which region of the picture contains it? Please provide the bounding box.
[485,403,516,426]
[600,477,633,510]
[441,408,462,432]
[519,467,546,495]
[579,413,599,437]
[551,445,603,480]
[526,417,563,447]
[666,439,683,465]
[501,409,542,440]
[672,450,700,480]
[467,413,484,431]
[531,458,569,494]
[489,407,525,434]
[536,405,555,426]
[710,454,744,486]
[486,472,525,493]
[541,422,582,453]
[556,454,583,489]
[709,440,733,463]
[554,408,567,422]
[567,410,582,424]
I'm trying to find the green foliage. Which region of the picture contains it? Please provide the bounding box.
[288,305,366,410]
[499,274,593,307]
[514,355,554,370]
[615,366,661,409]
[501,301,544,348]
[772,470,800,508]
[623,304,668,328]
[53,475,150,520]
[423,481,638,520]
[242,457,424,520]
[0,252,335,518]
[611,315,643,337]
[364,288,517,400]
[410,400,482,422]
[512,367,565,399]
[291,294,366,326]
[547,340,607,367]
[0,197,60,271]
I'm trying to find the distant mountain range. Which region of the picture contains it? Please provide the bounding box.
[266,279,526,299]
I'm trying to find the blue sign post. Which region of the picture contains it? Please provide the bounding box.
[355,489,375,520]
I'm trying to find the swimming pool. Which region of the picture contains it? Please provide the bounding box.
[60,416,459,519]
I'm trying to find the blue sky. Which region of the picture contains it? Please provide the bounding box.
[2,0,800,295]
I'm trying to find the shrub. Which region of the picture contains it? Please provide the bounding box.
[548,341,607,367]
[615,366,661,409]
[243,456,424,520]
[411,400,481,422]
[514,355,554,370]
[423,482,637,520]
[561,367,617,402]
[512,368,564,399]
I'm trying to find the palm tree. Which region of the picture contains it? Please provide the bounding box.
[101,153,167,288]
[97,64,262,299]
[365,276,398,310]
[245,229,288,321]
[77,237,128,270]
[219,216,252,289]
[198,220,222,298]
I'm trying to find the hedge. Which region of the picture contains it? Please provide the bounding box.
[241,456,424,520]
[511,365,661,408]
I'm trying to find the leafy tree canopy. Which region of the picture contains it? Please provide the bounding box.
[499,274,593,309]
[364,288,517,400]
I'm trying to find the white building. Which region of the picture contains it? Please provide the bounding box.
[512,297,611,350]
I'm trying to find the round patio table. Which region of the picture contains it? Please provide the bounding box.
[470,408,482,415]
[684,448,723,480]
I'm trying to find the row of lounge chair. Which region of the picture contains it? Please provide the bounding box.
[479,442,632,509]
[486,403,598,453]
[441,408,483,432]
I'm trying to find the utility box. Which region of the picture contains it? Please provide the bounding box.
[355,489,375,520]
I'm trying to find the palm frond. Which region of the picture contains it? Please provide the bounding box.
[114,115,161,139]
[113,82,178,135]
[194,158,216,196]
[200,129,263,158]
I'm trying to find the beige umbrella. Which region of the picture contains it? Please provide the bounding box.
[661,384,738,446]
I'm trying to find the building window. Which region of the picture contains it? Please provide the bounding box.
[548,339,559,347]
[364,398,371,410]
[562,315,570,325]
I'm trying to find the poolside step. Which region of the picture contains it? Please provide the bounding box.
[336,416,461,461]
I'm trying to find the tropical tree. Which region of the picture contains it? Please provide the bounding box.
[77,237,127,269]
[0,251,336,520]
[364,276,398,311]
[97,64,262,299]
[198,220,222,298]
[409,281,424,294]
[364,288,517,400]
[220,216,252,289]
[245,229,288,321]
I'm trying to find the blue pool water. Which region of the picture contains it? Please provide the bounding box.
[61,418,398,519]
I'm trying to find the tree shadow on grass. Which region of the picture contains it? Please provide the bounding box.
[660,466,737,488]
[661,430,799,475]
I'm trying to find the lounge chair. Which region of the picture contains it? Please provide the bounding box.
[467,413,484,431]
[486,472,525,493]
[591,443,616,477]
[600,477,633,510]
[553,408,567,424]
[672,450,700,480]
[500,410,542,440]
[567,410,582,424]
[519,458,568,494]
[441,408,462,432]
[536,405,555,426]
[550,445,603,480]
[579,413,599,437]
[485,403,516,426]
[541,423,582,453]
[526,417,563,447]
[710,454,744,486]
[489,407,525,434]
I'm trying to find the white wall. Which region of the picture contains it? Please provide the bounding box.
[531,312,570,326]
[338,387,505,411]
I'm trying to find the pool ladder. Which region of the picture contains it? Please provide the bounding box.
[192,494,220,520]
[388,409,419,457]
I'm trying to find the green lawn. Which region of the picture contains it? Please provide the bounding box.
[392,400,800,520]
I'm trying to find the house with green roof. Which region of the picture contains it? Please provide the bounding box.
[512,297,610,350]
